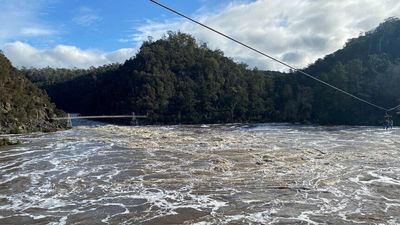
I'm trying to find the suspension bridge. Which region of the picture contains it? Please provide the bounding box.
[53,113,148,127]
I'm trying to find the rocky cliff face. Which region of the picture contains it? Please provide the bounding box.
[0,52,66,134]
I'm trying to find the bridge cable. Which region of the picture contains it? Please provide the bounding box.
[150,0,400,112]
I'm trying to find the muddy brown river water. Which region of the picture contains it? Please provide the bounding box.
[0,124,399,224]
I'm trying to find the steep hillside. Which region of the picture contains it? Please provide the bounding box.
[30,32,282,124]
[0,52,66,134]
[24,18,400,125]
[301,18,400,124]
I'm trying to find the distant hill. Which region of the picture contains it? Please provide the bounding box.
[0,52,65,134]
[302,17,400,124]
[26,32,281,124]
[24,18,400,125]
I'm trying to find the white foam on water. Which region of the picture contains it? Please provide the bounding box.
[31,214,47,220]
[224,209,277,224]
[296,211,320,225]
[0,174,30,185]
[99,202,130,224]
[192,222,213,225]
[364,171,400,185]
[1,124,399,224]
[109,186,228,218]
[0,149,40,159]
[2,147,30,152]
[48,216,67,225]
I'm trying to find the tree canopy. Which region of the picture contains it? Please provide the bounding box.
[23,18,400,126]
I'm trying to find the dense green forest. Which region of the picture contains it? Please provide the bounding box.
[24,18,400,126]
[0,52,66,134]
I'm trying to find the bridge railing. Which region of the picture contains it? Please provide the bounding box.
[53,113,148,127]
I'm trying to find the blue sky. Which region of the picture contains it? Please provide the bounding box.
[39,0,215,50]
[1,0,212,49]
[1,0,400,69]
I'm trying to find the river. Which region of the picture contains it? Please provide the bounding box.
[0,124,399,224]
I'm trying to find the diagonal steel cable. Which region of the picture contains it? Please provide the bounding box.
[150,0,400,112]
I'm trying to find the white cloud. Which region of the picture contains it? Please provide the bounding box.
[72,6,103,27]
[20,27,56,37]
[135,0,400,70]
[0,0,56,45]
[3,42,136,69]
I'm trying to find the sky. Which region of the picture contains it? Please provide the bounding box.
[1,0,400,70]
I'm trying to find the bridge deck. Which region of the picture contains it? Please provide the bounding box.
[53,115,147,120]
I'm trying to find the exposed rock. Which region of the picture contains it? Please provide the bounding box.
[0,52,67,134]
[262,155,275,163]
[0,138,20,146]
[211,158,232,172]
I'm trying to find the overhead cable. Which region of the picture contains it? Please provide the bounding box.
[149,0,399,112]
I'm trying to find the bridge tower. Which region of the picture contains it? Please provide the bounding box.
[131,112,138,125]
[66,113,73,128]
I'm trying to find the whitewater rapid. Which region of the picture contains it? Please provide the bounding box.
[0,124,399,224]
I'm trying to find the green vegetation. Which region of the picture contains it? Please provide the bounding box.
[303,17,400,125]
[0,138,21,146]
[0,52,67,134]
[23,18,400,126]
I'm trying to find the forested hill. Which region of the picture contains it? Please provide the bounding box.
[26,33,280,124]
[24,18,400,125]
[0,52,65,134]
[302,17,400,124]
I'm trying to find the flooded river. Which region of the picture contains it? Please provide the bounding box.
[0,124,399,224]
